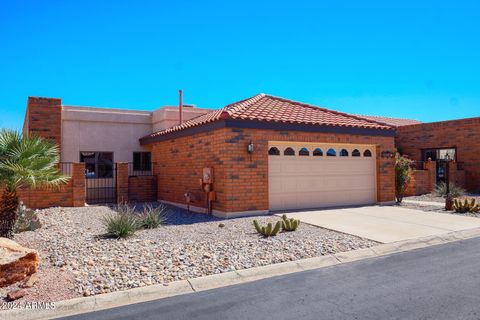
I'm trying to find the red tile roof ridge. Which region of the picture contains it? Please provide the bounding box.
[354,114,422,127]
[141,93,395,141]
[260,94,396,128]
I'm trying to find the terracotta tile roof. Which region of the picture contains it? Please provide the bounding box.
[354,114,422,127]
[142,94,394,141]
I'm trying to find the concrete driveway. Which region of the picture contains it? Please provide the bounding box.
[279,206,480,243]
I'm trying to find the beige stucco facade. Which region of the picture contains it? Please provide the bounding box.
[152,105,207,132]
[61,105,211,163]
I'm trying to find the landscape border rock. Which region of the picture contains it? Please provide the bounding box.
[0,237,39,288]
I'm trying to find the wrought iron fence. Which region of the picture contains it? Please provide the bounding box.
[128,162,155,177]
[85,163,117,204]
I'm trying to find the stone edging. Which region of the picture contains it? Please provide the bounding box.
[5,227,480,320]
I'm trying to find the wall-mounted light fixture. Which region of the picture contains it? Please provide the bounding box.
[381,150,395,159]
[247,141,254,154]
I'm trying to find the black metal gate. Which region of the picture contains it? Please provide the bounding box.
[85,163,117,204]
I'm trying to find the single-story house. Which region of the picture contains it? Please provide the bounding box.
[21,94,479,217]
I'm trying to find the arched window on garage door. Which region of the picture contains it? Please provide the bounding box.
[268,147,280,155]
[352,149,361,157]
[327,148,336,157]
[313,148,323,156]
[363,149,372,157]
[284,147,295,156]
[299,148,310,156]
[340,149,349,157]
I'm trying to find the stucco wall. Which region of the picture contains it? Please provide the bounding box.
[152,106,212,132]
[61,106,153,163]
[61,105,211,163]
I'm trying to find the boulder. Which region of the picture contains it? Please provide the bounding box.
[0,237,39,287]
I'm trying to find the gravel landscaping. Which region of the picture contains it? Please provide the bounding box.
[1,204,377,303]
[405,193,480,203]
[401,193,480,217]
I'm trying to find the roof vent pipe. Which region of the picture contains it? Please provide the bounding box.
[179,89,183,124]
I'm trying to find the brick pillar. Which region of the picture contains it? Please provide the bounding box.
[376,145,396,203]
[116,163,129,203]
[424,160,437,192]
[448,161,466,188]
[24,96,62,151]
[72,163,86,207]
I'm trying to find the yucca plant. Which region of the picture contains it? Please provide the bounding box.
[434,182,466,198]
[103,211,141,238]
[103,203,142,238]
[140,204,168,229]
[0,130,69,238]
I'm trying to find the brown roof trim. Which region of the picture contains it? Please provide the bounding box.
[140,119,395,145]
[396,116,480,129]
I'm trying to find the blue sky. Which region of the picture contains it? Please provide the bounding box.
[1,0,479,130]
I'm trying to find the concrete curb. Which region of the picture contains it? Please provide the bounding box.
[5,227,480,320]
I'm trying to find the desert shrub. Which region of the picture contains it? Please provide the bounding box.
[140,204,168,229]
[14,202,41,233]
[395,155,413,203]
[434,182,465,198]
[103,212,140,238]
[103,203,141,238]
[115,202,137,216]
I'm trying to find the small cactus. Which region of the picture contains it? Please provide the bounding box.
[281,214,300,231]
[453,198,480,213]
[253,220,282,237]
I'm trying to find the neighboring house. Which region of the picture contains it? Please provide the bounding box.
[21,94,479,216]
[395,118,480,192]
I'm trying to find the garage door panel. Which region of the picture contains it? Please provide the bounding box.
[268,143,376,211]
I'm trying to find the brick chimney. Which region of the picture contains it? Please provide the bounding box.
[23,97,62,149]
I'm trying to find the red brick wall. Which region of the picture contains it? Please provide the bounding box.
[396,117,480,191]
[405,170,429,196]
[12,163,85,209]
[405,161,436,196]
[116,163,129,203]
[128,176,157,202]
[151,127,396,213]
[23,97,62,150]
[449,162,466,189]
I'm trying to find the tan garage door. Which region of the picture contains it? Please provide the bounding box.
[268,142,377,211]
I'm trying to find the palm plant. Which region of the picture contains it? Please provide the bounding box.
[0,130,69,238]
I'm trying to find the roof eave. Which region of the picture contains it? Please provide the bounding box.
[140,119,395,145]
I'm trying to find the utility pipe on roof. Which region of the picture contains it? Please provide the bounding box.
[179,89,183,124]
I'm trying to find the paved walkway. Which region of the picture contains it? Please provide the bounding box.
[279,206,480,243]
